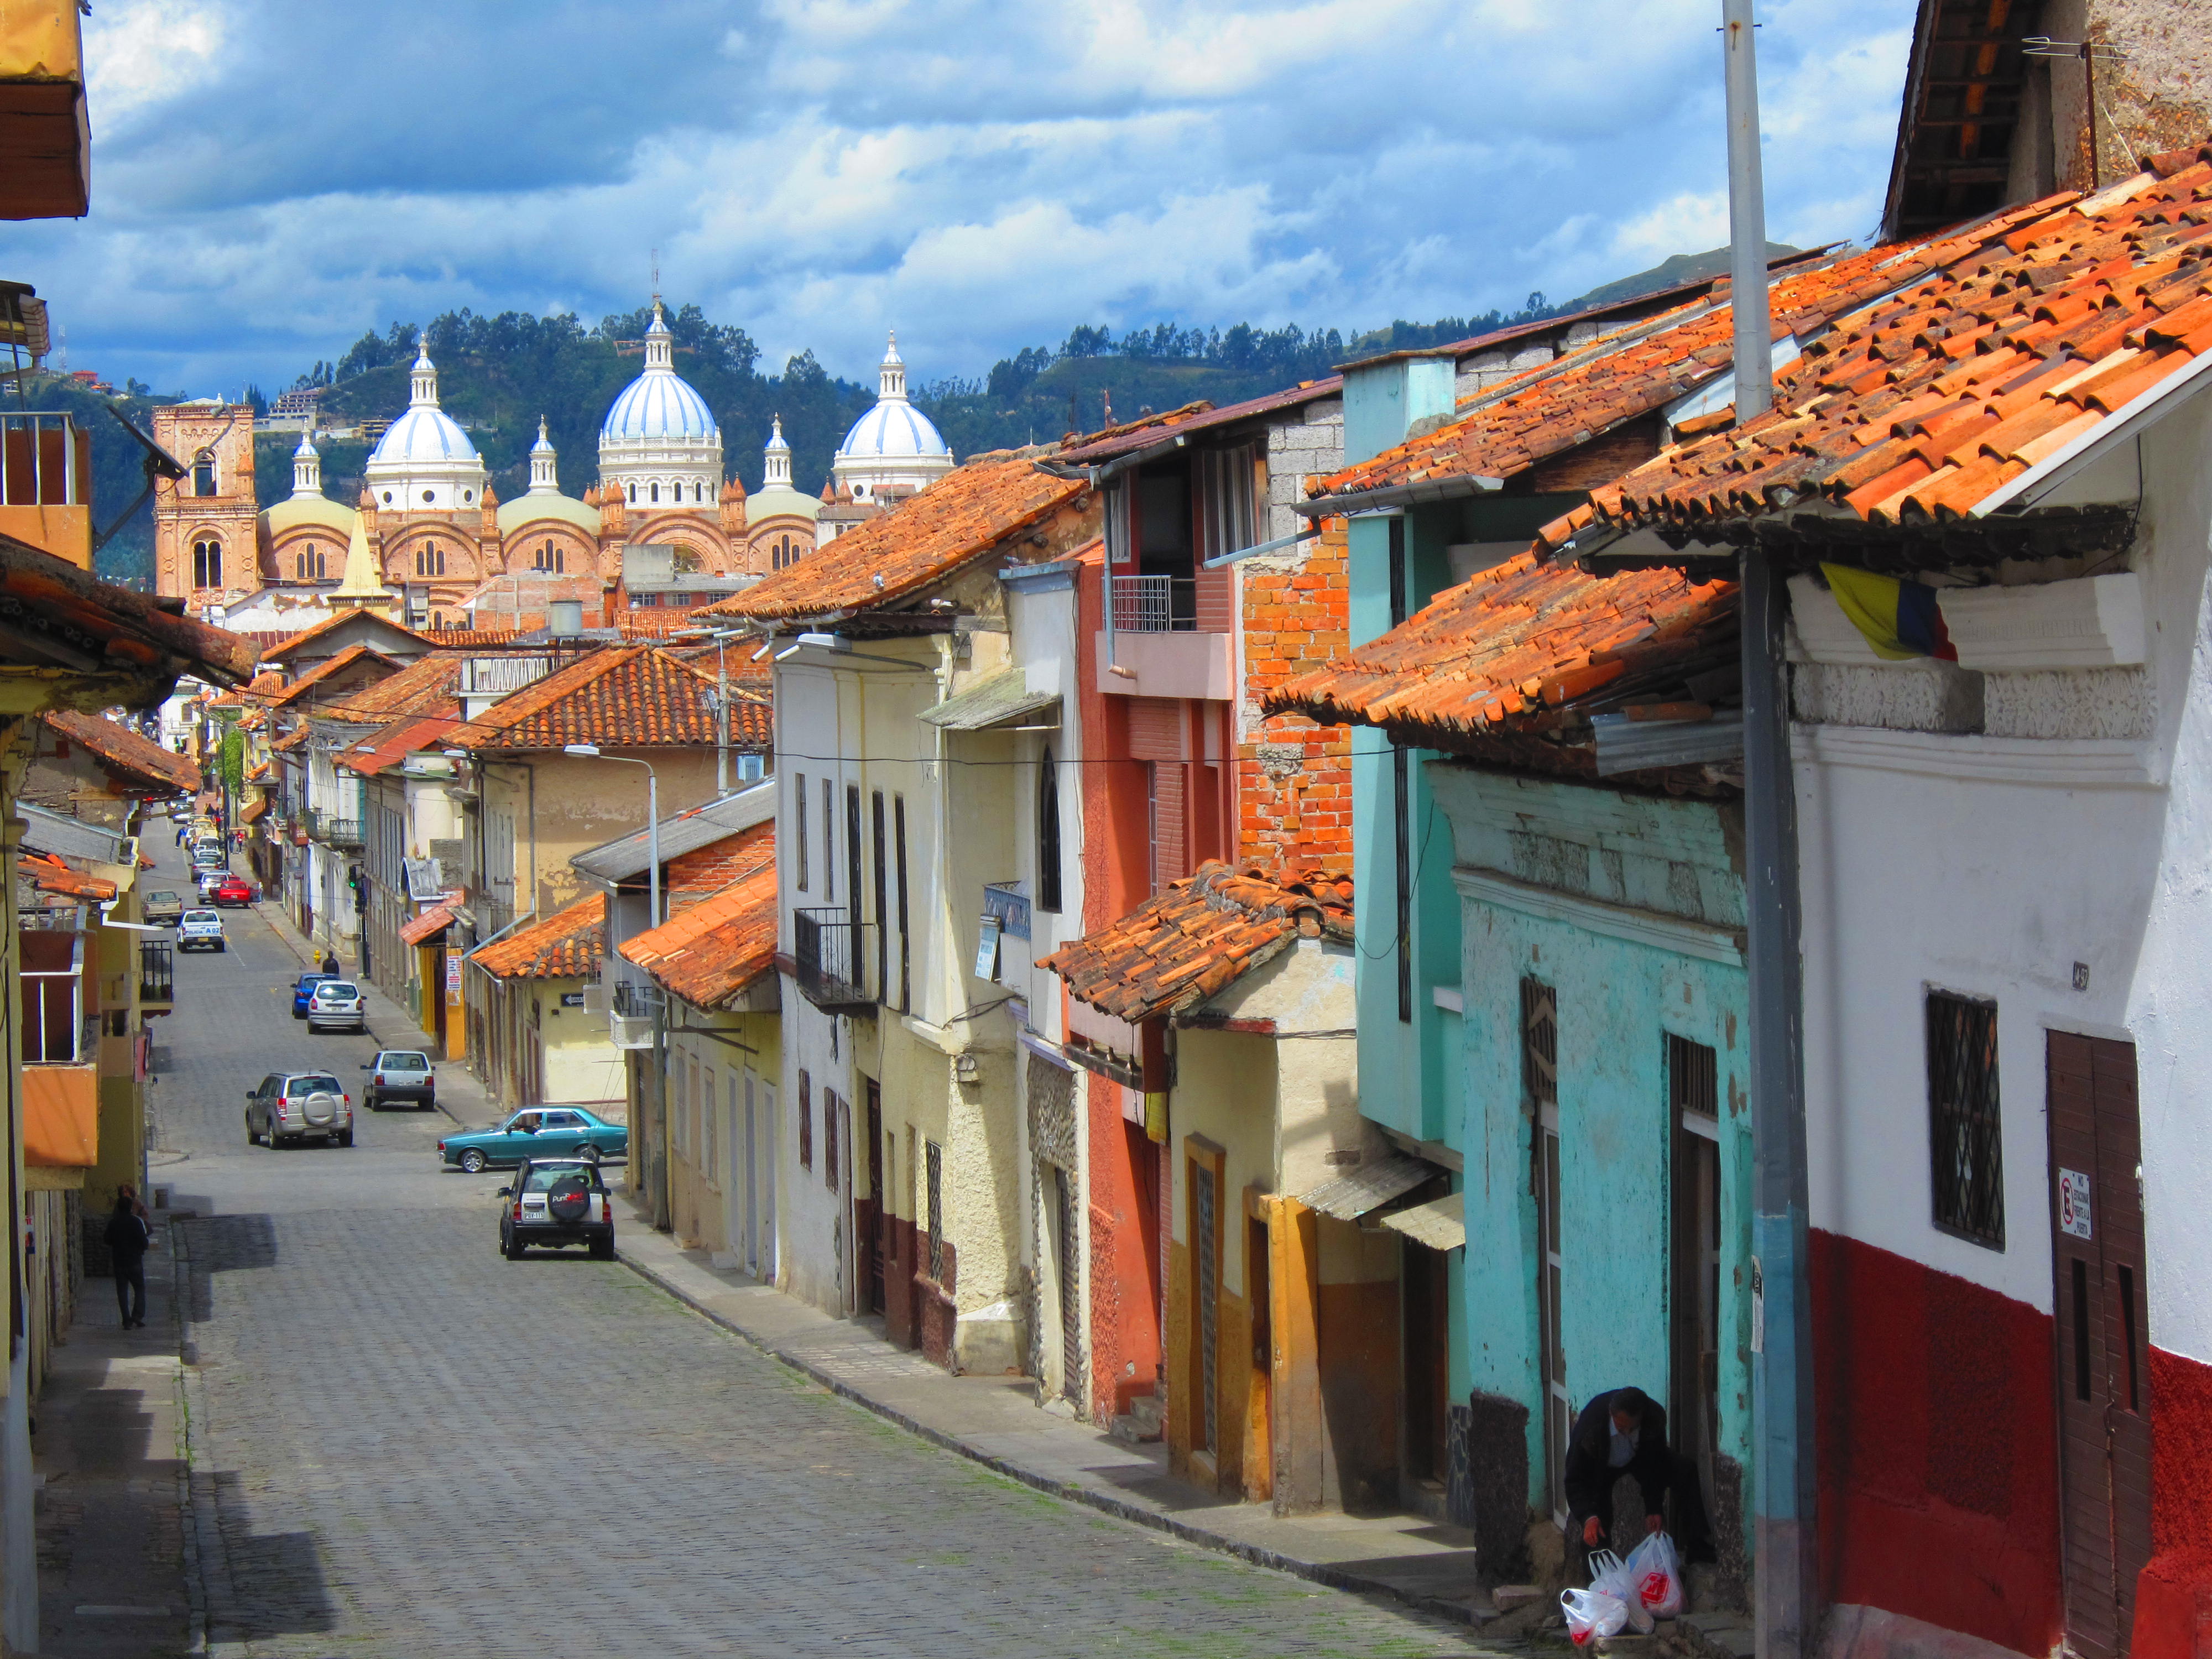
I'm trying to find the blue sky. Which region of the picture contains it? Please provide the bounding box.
[1,0,1917,398]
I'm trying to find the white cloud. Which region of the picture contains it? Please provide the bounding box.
[0,0,1924,395]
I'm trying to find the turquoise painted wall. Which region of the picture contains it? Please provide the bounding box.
[1430,765,1754,1525]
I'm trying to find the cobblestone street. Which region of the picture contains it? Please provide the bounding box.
[145,849,1477,1658]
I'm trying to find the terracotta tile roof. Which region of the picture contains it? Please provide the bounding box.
[617,858,778,1009]
[257,608,433,662]
[422,628,518,648]
[1310,217,2078,509]
[698,458,1087,624]
[1603,152,2212,534]
[444,644,766,752]
[1052,379,1343,467]
[239,797,268,825]
[667,820,775,899]
[1266,548,1737,767]
[19,852,117,902]
[1039,860,1353,1025]
[310,651,463,727]
[43,710,201,794]
[399,901,458,946]
[0,534,261,688]
[268,644,400,709]
[271,724,312,754]
[333,713,457,777]
[471,892,603,980]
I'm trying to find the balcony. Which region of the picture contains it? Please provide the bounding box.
[1110,575,1194,634]
[0,7,89,219]
[794,906,875,1013]
[139,940,174,1009]
[324,816,364,849]
[607,978,661,1050]
[0,409,93,569]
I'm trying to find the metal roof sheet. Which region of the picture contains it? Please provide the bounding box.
[570,781,778,884]
[1297,1152,1443,1221]
[918,669,1059,731]
[1378,1192,1465,1251]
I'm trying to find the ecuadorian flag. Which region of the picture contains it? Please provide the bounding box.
[1820,563,1957,661]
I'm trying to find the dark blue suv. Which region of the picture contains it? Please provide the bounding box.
[291,969,336,1018]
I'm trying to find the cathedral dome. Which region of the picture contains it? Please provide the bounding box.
[363,339,488,512]
[832,331,953,502]
[597,300,724,510]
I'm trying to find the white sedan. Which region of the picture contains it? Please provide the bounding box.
[176,909,226,953]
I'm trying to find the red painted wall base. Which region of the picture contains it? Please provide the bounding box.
[2135,1346,2212,1657]
[1810,1229,2063,1656]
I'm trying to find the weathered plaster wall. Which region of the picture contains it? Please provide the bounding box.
[535,978,624,1105]
[1432,768,1752,1556]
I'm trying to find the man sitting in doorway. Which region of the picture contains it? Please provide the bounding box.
[1564,1385,1712,1571]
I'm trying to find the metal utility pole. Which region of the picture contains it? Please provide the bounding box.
[1725,4,1818,1655]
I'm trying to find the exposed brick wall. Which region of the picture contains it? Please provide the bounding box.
[1237,517,1352,868]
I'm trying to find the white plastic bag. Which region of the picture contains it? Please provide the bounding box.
[1589,1550,1656,1634]
[1625,1530,1686,1618]
[1561,1587,1629,1646]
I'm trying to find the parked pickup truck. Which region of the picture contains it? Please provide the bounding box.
[176,909,226,953]
[142,888,185,927]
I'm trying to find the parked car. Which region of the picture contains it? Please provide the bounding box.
[305,979,367,1034]
[362,1050,435,1110]
[176,909,226,952]
[191,846,227,872]
[292,969,337,1016]
[246,1071,353,1148]
[438,1107,628,1174]
[210,874,253,907]
[195,868,227,899]
[142,888,185,926]
[497,1158,615,1259]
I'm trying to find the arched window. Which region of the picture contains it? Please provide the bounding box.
[192,452,216,497]
[416,544,445,577]
[533,540,564,574]
[192,539,222,588]
[1037,747,1062,913]
[295,544,325,581]
[628,483,637,503]
[650,482,660,504]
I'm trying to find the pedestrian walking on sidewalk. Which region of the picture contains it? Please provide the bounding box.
[104,1185,152,1329]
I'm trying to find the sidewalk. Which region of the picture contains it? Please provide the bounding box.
[610,1194,1516,1634]
[31,1213,192,1658]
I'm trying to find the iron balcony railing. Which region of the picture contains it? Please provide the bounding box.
[1,411,86,508]
[611,979,663,1019]
[794,906,874,1012]
[323,816,364,848]
[1109,574,1197,634]
[139,940,174,1005]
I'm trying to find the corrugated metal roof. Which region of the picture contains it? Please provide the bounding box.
[919,668,1059,732]
[1297,1152,1443,1221]
[570,781,778,884]
[1379,1192,1465,1251]
[17,802,132,866]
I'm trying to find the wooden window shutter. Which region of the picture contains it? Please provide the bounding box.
[1126,697,1186,761]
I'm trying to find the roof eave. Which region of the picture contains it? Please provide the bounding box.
[1297,472,1505,519]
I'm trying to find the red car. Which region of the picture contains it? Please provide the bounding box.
[211,875,254,907]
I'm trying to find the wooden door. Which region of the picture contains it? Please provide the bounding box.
[865,1082,885,1315]
[2048,1032,2152,1659]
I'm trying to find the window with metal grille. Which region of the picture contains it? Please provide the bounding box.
[1927,989,2004,1248]
[794,776,808,892]
[1037,750,1062,914]
[825,1090,841,1192]
[926,1140,945,1281]
[797,1068,813,1170]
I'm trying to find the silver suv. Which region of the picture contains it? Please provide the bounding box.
[246,1072,354,1148]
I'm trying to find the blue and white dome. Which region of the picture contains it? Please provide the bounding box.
[832,332,953,502]
[597,300,725,512]
[363,340,488,513]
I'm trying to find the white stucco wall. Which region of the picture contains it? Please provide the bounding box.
[1796,382,2212,1363]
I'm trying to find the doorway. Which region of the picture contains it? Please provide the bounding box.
[1052,1164,1082,1405]
[1668,1035,1722,1537]
[865,1082,886,1316]
[1403,1239,1451,1494]
[1523,978,1568,1523]
[2047,1032,2151,1659]
[1248,1212,1274,1501]
[740,1070,759,1275]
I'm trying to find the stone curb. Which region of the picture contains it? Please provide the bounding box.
[611,1243,1500,1636]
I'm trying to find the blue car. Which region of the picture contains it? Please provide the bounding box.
[438,1107,629,1174]
[292,969,337,1017]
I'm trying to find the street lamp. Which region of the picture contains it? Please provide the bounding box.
[562,745,660,926]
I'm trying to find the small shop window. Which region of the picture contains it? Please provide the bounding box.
[1926,989,2004,1249]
